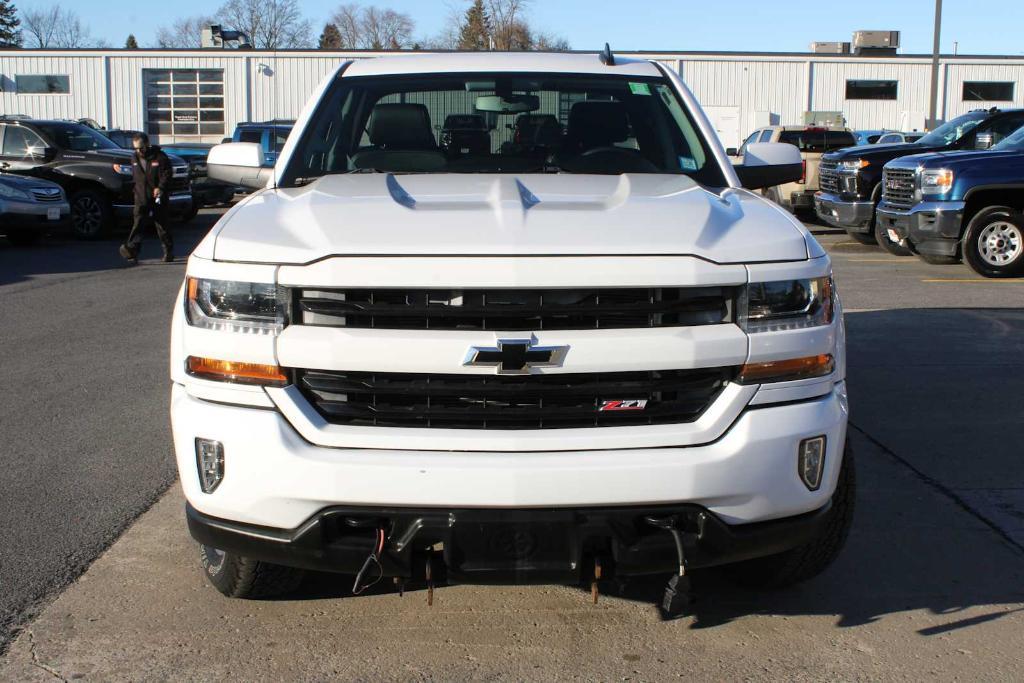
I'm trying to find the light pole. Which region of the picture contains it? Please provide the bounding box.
[927,0,943,129]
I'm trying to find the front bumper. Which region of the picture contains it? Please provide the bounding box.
[875,201,966,257]
[186,497,833,582]
[0,201,70,229]
[172,381,848,531]
[814,192,875,232]
[112,192,194,220]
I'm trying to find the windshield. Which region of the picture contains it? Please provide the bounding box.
[282,72,723,186]
[992,125,1024,151]
[917,112,987,146]
[779,129,856,153]
[37,123,120,152]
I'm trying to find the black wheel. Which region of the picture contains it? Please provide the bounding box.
[724,438,855,589]
[70,190,113,240]
[846,230,877,245]
[199,545,304,599]
[172,201,201,225]
[961,206,1024,278]
[919,253,960,266]
[874,216,913,256]
[5,229,41,246]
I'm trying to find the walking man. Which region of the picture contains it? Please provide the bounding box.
[119,132,174,264]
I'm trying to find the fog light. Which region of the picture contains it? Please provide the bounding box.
[195,438,224,493]
[798,436,826,491]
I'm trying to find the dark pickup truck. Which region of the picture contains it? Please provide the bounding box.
[876,124,1024,278]
[814,108,1024,255]
[0,118,193,239]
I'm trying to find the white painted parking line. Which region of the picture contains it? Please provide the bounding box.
[922,278,1024,284]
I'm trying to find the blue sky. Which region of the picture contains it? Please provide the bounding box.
[19,0,1024,55]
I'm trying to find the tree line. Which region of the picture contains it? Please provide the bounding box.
[0,0,569,51]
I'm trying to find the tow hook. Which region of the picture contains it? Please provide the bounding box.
[644,515,693,620]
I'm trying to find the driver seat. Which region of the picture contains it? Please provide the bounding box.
[558,101,657,173]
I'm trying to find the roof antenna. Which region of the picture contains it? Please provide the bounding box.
[599,43,615,66]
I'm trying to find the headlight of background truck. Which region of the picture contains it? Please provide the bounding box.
[185,277,286,334]
[920,169,954,195]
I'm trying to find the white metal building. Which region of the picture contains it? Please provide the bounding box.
[1,48,1022,150]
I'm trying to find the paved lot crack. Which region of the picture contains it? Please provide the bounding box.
[850,421,1024,556]
[27,629,66,682]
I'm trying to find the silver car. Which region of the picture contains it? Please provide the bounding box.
[0,173,69,246]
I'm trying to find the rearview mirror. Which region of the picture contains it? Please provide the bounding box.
[207,142,272,190]
[475,94,540,114]
[733,142,803,190]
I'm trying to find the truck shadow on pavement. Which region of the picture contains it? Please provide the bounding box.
[0,212,220,287]
[288,308,1024,632]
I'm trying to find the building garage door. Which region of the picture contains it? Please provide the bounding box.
[144,69,225,142]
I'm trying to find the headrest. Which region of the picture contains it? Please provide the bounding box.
[368,103,436,150]
[567,101,630,148]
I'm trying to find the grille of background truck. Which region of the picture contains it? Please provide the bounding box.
[295,368,736,430]
[817,161,839,194]
[882,167,916,209]
[296,287,733,331]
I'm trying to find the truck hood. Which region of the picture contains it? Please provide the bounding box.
[210,173,809,264]
[827,142,942,161]
[892,149,1024,169]
[64,148,187,166]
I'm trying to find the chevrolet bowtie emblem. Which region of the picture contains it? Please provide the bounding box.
[464,336,569,375]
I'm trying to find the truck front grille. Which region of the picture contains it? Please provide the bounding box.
[882,168,916,209]
[30,188,63,202]
[818,161,839,194]
[296,287,733,331]
[296,367,735,430]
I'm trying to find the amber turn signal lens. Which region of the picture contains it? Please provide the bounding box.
[738,354,834,384]
[186,356,288,386]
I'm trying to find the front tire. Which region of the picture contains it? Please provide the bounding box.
[724,438,855,589]
[961,206,1024,278]
[874,217,913,256]
[846,230,877,245]
[70,190,113,240]
[200,545,305,599]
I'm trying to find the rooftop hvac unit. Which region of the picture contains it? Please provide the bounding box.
[852,31,900,50]
[810,42,851,54]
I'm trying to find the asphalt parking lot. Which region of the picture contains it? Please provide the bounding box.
[1,216,1023,681]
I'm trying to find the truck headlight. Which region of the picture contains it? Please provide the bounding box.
[837,159,869,172]
[738,276,834,333]
[920,169,953,195]
[112,163,134,176]
[185,277,286,334]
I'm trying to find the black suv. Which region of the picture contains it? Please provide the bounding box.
[814,107,1024,255]
[0,118,193,239]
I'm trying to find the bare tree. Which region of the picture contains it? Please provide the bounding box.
[21,5,97,48]
[154,15,216,48]
[486,0,529,50]
[327,3,414,50]
[217,0,313,49]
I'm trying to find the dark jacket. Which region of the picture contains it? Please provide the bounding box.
[133,146,172,206]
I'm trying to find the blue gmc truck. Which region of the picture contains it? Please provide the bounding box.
[876,125,1024,278]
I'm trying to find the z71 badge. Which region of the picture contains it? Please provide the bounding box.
[598,399,649,412]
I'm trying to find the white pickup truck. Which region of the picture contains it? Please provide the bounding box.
[171,50,851,616]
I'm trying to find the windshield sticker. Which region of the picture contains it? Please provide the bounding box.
[628,82,652,96]
[678,156,697,171]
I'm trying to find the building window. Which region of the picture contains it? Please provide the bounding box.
[845,80,898,100]
[144,69,225,139]
[963,81,1014,102]
[15,75,70,94]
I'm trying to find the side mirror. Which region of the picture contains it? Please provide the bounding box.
[725,147,738,157]
[975,132,994,150]
[207,142,272,190]
[733,142,803,190]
